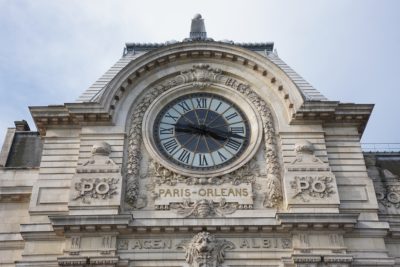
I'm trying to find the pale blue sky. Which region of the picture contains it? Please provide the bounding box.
[0,0,399,144]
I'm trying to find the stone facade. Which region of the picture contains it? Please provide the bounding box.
[0,14,399,267]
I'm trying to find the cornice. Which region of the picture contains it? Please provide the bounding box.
[29,102,112,136]
[277,213,359,231]
[49,215,132,235]
[292,101,374,134]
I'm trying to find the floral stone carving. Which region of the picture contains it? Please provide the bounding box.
[224,78,282,208]
[147,159,261,187]
[376,184,400,209]
[126,65,281,209]
[178,232,235,267]
[171,199,237,218]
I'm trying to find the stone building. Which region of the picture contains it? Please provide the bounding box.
[1,14,399,266]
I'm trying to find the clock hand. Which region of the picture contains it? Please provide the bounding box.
[174,123,202,135]
[175,123,193,133]
[204,128,227,141]
[174,127,194,134]
[183,124,228,142]
[205,127,247,140]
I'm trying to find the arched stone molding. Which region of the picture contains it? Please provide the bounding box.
[115,60,289,132]
[124,64,283,210]
[96,42,306,123]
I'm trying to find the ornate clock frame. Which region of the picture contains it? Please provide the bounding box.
[125,64,282,210]
[142,84,263,178]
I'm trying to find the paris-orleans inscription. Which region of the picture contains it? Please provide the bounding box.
[146,160,260,215]
[154,184,252,205]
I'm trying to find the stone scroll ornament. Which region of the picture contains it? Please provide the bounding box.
[125,64,282,209]
[178,231,235,267]
[172,199,237,218]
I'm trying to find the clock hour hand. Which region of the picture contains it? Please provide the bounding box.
[184,124,227,141]
[204,128,227,141]
[205,127,246,140]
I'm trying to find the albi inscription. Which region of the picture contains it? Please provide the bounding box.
[117,237,292,251]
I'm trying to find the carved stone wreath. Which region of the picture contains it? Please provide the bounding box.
[290,175,335,202]
[376,185,400,209]
[74,178,119,204]
[125,64,282,209]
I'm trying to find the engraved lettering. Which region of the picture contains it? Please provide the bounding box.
[226,138,241,151]
[95,182,110,194]
[239,239,250,248]
[230,126,244,134]
[163,139,178,154]
[215,101,222,111]
[178,101,191,112]
[165,112,178,121]
[225,112,238,120]
[195,98,207,108]
[217,151,227,162]
[252,239,260,248]
[131,240,142,249]
[160,127,173,135]
[199,154,208,166]
[263,239,271,248]
[178,149,191,164]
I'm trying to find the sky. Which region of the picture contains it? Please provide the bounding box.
[0,0,399,145]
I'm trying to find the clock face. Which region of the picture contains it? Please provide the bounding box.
[153,93,250,171]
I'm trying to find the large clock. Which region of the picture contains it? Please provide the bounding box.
[142,85,262,177]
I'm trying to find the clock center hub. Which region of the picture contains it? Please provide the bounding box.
[175,110,229,154]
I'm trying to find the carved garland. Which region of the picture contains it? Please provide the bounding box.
[74,178,119,204]
[125,64,282,209]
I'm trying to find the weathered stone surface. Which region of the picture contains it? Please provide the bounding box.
[0,14,396,267]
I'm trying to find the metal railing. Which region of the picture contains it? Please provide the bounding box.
[361,143,400,152]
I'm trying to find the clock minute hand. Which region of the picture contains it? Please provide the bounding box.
[174,123,202,134]
[174,123,194,134]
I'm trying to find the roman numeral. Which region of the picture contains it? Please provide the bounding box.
[230,127,244,134]
[195,98,207,108]
[199,154,209,166]
[178,101,191,112]
[159,127,173,135]
[165,112,179,121]
[177,149,191,164]
[215,101,222,111]
[163,139,178,154]
[217,151,227,162]
[225,112,238,120]
[225,138,241,151]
